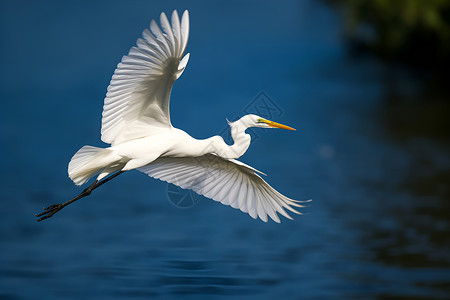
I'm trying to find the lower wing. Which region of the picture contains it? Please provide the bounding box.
[138,154,310,222]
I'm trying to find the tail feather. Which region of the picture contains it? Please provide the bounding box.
[68,146,115,186]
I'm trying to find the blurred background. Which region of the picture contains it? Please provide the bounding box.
[1,0,449,299]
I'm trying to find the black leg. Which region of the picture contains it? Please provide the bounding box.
[35,171,124,222]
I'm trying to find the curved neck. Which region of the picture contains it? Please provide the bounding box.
[203,120,251,159]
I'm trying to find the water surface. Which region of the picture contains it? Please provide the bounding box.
[1,1,449,299]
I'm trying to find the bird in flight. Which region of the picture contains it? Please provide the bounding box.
[36,10,310,223]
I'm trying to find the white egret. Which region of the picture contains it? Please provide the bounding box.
[36,10,310,223]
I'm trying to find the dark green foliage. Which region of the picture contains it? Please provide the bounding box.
[331,0,450,68]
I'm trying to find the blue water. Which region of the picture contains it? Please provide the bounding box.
[1,1,449,299]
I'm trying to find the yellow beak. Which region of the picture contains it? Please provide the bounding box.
[258,118,296,130]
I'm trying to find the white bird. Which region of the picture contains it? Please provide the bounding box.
[36,10,310,223]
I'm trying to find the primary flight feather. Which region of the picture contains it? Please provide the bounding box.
[36,10,310,223]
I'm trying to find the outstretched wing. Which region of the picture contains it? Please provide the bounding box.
[101,10,190,145]
[138,154,310,223]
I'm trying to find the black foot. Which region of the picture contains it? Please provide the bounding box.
[35,203,65,222]
[34,171,124,222]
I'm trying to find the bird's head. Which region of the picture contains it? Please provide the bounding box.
[230,114,296,131]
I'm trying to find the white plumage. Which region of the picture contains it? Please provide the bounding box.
[139,154,306,223]
[37,10,310,223]
[101,10,190,145]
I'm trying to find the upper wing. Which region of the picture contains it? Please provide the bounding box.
[101,10,190,145]
[138,154,310,223]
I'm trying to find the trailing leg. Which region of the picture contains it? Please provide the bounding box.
[35,171,124,222]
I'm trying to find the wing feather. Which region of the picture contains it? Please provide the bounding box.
[138,154,309,222]
[255,188,268,222]
[260,189,274,222]
[247,182,258,220]
[150,20,171,57]
[260,184,292,220]
[160,12,176,50]
[171,10,182,54]
[101,10,190,145]
[237,176,249,213]
[180,10,190,54]
[228,172,243,209]
[215,171,237,205]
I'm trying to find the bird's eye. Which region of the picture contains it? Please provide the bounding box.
[257,118,264,123]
